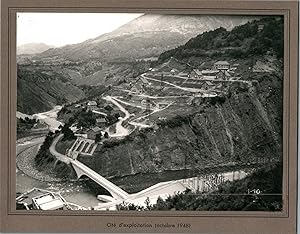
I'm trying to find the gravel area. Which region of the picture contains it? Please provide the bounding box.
[16,144,62,182]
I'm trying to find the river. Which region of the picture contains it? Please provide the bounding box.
[16,107,100,208]
[33,105,63,131]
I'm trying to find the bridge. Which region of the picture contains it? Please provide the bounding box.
[50,134,129,200]
[70,159,129,200]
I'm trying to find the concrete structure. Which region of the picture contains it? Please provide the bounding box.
[71,159,129,200]
[214,61,230,71]
[32,193,65,210]
[67,137,97,158]
[16,188,85,211]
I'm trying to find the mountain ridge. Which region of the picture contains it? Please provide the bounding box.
[17,43,55,55]
[32,15,258,62]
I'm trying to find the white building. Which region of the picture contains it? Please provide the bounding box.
[214,61,230,71]
[87,101,98,111]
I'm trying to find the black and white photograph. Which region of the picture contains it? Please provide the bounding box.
[15,13,284,212]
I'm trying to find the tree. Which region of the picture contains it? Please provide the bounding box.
[104,132,109,138]
[77,111,96,129]
[95,133,102,143]
[104,105,113,112]
[61,124,75,141]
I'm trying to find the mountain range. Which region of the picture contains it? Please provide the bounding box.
[17,14,258,114]
[17,43,54,55]
[32,14,257,62]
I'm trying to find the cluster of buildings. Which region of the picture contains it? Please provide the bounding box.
[16,188,71,210]
[16,188,87,211]
[189,61,237,80]
[188,61,238,80]
[148,60,238,81]
[72,100,122,143]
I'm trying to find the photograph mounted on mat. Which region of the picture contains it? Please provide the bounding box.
[0,0,298,233]
[16,13,284,212]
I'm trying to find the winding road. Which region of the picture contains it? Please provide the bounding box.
[102,96,130,137]
[141,73,217,96]
[49,134,71,164]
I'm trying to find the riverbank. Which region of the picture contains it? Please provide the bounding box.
[17,144,63,182]
[16,142,100,208]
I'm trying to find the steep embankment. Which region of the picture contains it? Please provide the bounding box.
[76,16,283,180]
[78,81,282,178]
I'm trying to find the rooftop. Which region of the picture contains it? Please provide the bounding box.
[206,81,215,85]
[91,126,102,132]
[87,101,97,106]
[33,194,55,206]
[201,69,219,74]
[32,193,65,210]
[96,118,107,123]
[214,61,230,65]
[39,199,65,210]
[17,189,66,210]
[192,69,202,75]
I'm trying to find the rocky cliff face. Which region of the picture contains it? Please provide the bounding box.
[78,80,282,178]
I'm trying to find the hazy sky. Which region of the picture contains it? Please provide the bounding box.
[17,13,142,47]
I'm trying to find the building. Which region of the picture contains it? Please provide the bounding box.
[157,101,170,109]
[201,69,219,79]
[202,81,216,90]
[216,70,231,80]
[96,118,107,128]
[32,193,65,210]
[189,69,202,79]
[178,72,189,77]
[87,101,98,111]
[16,188,68,211]
[170,68,179,75]
[87,127,102,140]
[214,61,230,71]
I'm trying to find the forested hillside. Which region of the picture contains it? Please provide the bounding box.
[159,17,284,62]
